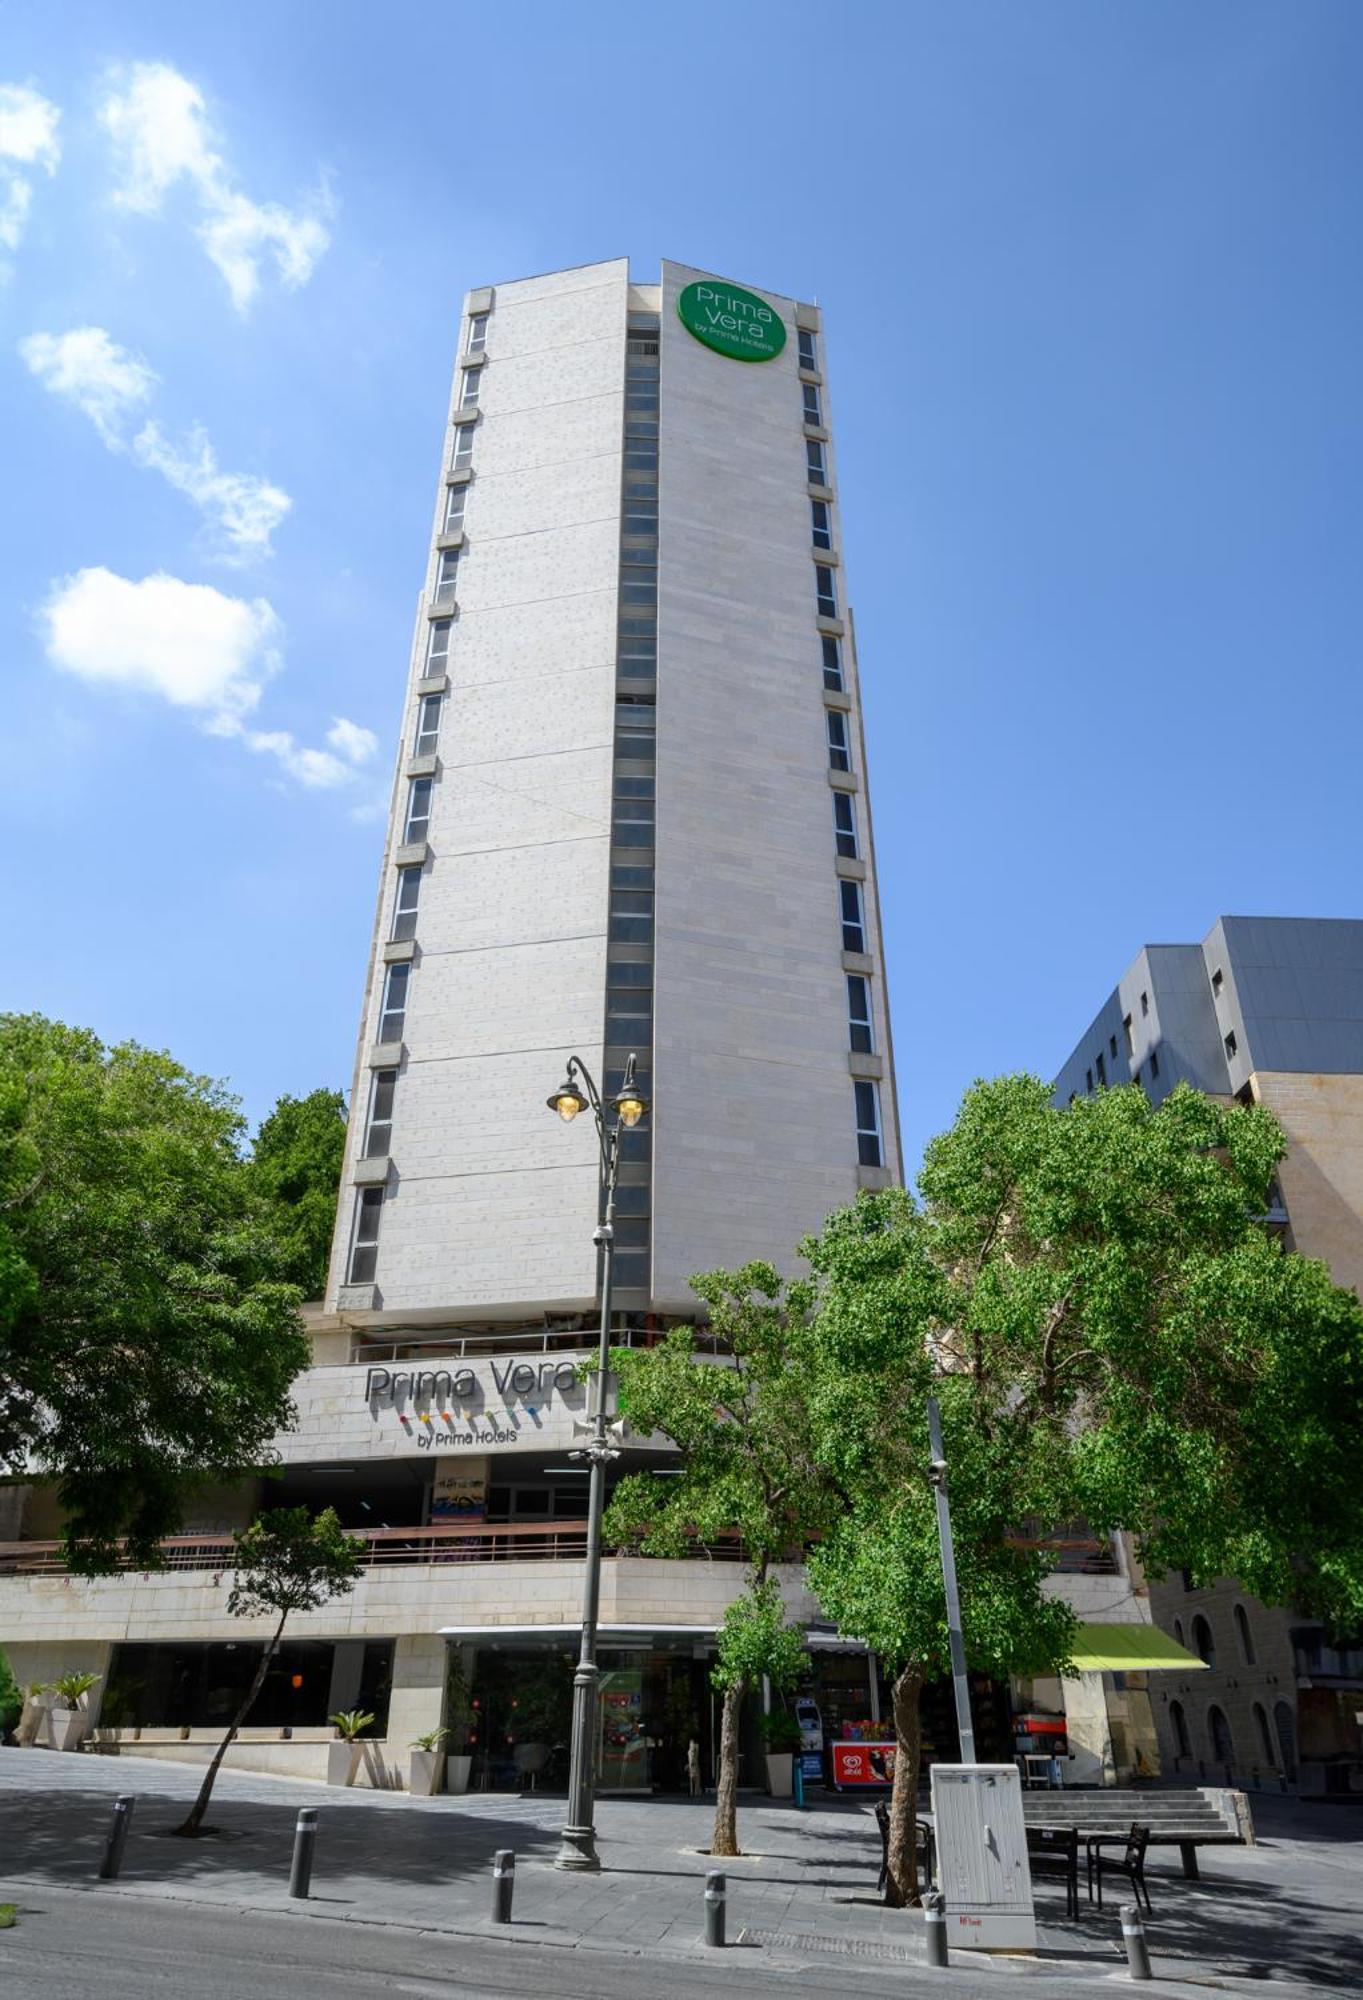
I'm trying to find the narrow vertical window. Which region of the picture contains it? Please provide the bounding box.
[840,880,866,954]
[821,633,844,691]
[433,547,460,609]
[426,620,452,676]
[810,499,832,551]
[390,866,422,941]
[451,424,475,471]
[364,1071,397,1158]
[847,974,874,1054]
[833,790,859,858]
[827,710,851,772]
[815,565,838,619]
[414,694,443,758]
[802,381,823,426]
[347,1186,384,1283]
[466,313,488,356]
[443,483,467,534]
[459,366,482,410]
[854,1080,884,1167]
[806,437,827,485]
[797,327,817,370]
[378,961,410,1042]
[404,777,433,845]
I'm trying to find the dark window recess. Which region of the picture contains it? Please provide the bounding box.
[802,381,822,425]
[815,565,838,618]
[404,776,433,844]
[364,1071,396,1158]
[1122,1014,1134,1057]
[1140,991,1149,1016]
[1085,1068,1094,1094]
[1224,1031,1238,1059]
[1149,1048,1160,1079]
[1109,1035,1118,1060]
[1211,968,1224,996]
[414,693,443,758]
[378,961,409,1043]
[797,327,817,370]
[822,633,844,690]
[348,1186,384,1283]
[391,865,422,941]
[847,973,874,1054]
[1095,1053,1106,1087]
[834,790,858,858]
[613,1250,650,1290]
[840,879,866,953]
[103,1640,394,1734]
[806,437,827,484]
[827,709,851,772]
[811,498,832,551]
[854,1079,883,1168]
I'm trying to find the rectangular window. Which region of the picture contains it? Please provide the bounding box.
[1095,1052,1106,1087]
[443,484,467,534]
[1122,1014,1134,1057]
[347,1187,384,1284]
[840,879,866,954]
[827,710,851,772]
[459,367,482,410]
[363,1071,396,1159]
[815,565,838,619]
[802,381,823,426]
[606,961,653,1040]
[612,783,655,847]
[618,636,656,678]
[811,499,832,551]
[427,620,452,675]
[1140,990,1149,1016]
[1109,1034,1118,1060]
[798,327,817,370]
[806,437,827,485]
[834,790,859,858]
[414,693,443,758]
[404,777,433,845]
[433,547,460,609]
[1224,1031,1238,1059]
[609,883,654,942]
[451,424,474,471]
[615,699,656,751]
[378,961,410,1042]
[854,1079,884,1168]
[1211,968,1224,996]
[466,313,488,356]
[847,973,874,1054]
[822,633,844,691]
[1149,1047,1160,1079]
[619,559,657,604]
[390,865,421,941]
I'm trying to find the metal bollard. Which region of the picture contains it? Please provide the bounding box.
[924,1890,949,1968]
[793,1760,804,1809]
[703,1869,726,1947]
[98,1795,135,1880]
[289,1808,317,1899]
[491,1849,515,1923]
[1121,1903,1152,1981]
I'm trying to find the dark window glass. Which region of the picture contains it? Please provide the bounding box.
[404,777,433,844]
[834,791,858,858]
[378,962,409,1043]
[847,973,873,1054]
[802,381,822,424]
[806,437,827,484]
[840,880,866,954]
[854,1080,883,1167]
[364,1071,396,1158]
[414,694,443,758]
[614,1182,651,1218]
[822,633,844,690]
[816,565,838,618]
[348,1186,384,1283]
[827,711,851,772]
[390,866,421,942]
[811,499,832,551]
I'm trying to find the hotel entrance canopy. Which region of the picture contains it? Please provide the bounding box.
[1067,1625,1209,1673]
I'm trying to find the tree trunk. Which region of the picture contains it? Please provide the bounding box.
[174,1611,288,1836]
[710,1675,746,1858]
[883,1662,924,1908]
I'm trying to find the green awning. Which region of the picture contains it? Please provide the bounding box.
[1067,1624,1208,1673]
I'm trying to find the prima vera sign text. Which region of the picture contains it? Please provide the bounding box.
[677,279,786,362]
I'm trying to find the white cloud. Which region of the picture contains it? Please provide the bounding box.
[20,326,291,558]
[98,62,331,313]
[40,567,375,795]
[19,326,158,443]
[0,82,61,253]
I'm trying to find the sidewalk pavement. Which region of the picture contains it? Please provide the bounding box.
[2,1748,1360,1991]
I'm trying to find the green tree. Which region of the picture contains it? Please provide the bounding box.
[604,1265,830,1856]
[796,1076,1363,1905]
[0,1015,310,1569]
[248,1088,347,1298]
[175,1507,363,1836]
[0,1647,20,1738]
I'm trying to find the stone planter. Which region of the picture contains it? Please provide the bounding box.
[17,1691,54,1748]
[445,1752,473,1794]
[765,1751,794,1799]
[49,1706,89,1753]
[408,1749,446,1797]
[327,1741,363,1787]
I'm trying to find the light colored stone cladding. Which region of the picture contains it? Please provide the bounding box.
[649,261,900,1305]
[1146,1573,1297,1783]
[1251,1069,1363,1294]
[325,258,631,1319]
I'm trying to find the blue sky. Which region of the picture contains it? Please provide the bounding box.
[2,1,1360,1177]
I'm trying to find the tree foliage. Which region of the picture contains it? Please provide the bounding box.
[0,1014,310,1569]
[247,1088,347,1299]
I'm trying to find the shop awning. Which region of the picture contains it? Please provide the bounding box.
[1068,1624,1208,1673]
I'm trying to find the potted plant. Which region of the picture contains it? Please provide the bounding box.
[327,1708,376,1787]
[761,1709,803,1799]
[409,1726,449,1797]
[444,1658,475,1794]
[49,1673,101,1752]
[16,1682,55,1748]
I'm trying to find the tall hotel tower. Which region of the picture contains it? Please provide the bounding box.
[328,258,901,1326]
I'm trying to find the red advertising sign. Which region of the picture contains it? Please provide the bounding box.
[831,1742,896,1788]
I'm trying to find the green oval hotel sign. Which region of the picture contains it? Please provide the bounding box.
[677,278,786,363]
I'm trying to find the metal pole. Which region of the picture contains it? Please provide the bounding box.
[492,1849,515,1923]
[289,1808,317,1899]
[704,1869,727,1947]
[927,1395,977,1763]
[924,1889,949,1967]
[556,1085,623,1872]
[98,1795,135,1879]
[1121,1902,1152,1980]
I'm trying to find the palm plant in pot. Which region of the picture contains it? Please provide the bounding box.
[49,1673,101,1752]
[408,1726,449,1797]
[443,1658,476,1794]
[761,1708,803,1798]
[327,1708,376,1787]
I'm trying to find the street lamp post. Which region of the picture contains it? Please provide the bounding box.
[545,1050,647,1871]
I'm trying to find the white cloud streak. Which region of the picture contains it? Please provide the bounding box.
[0,82,61,254]
[40,568,374,793]
[98,62,330,313]
[19,326,291,559]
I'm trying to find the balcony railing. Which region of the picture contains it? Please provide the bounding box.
[0,1521,749,1577]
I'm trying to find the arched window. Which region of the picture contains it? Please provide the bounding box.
[1252,1702,1274,1768]
[1174,1617,1185,1648]
[1192,1615,1216,1668]
[1169,1699,1191,1759]
[1274,1700,1297,1782]
[1208,1705,1234,1765]
[1234,1604,1257,1667]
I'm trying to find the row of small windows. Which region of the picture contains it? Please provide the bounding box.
[1167,1696,1292,1777]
